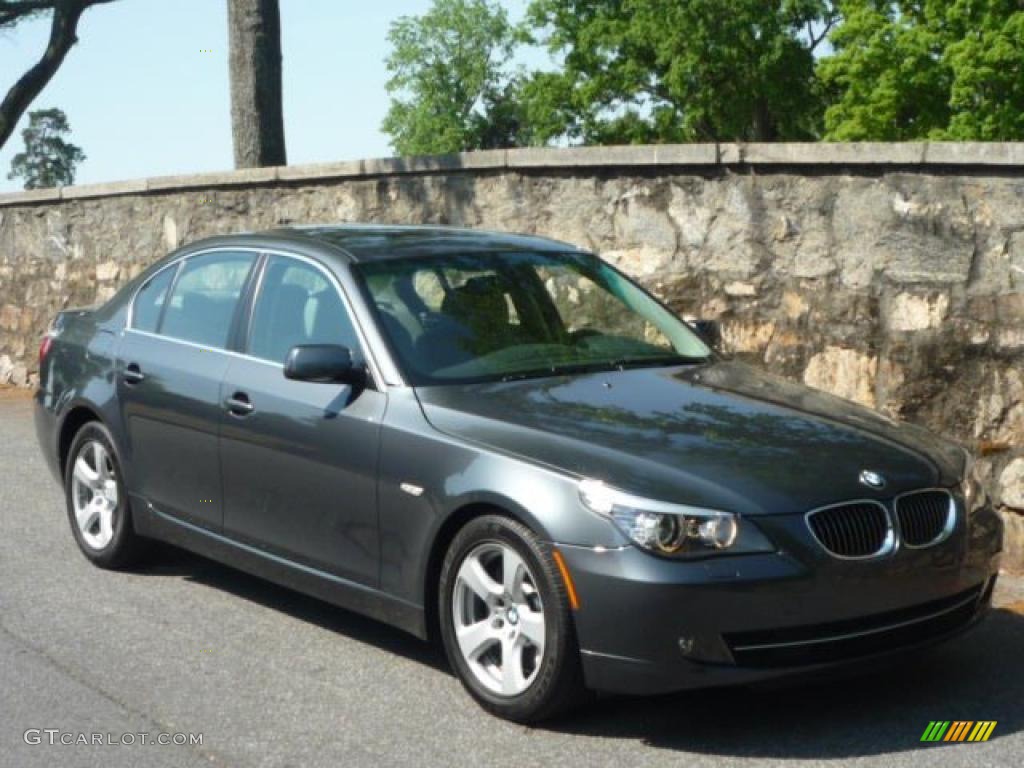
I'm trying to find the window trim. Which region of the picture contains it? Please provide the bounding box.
[126,245,388,388]
[239,252,269,356]
[227,251,268,353]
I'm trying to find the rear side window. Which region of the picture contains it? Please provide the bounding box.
[161,252,256,348]
[248,256,360,364]
[131,266,176,333]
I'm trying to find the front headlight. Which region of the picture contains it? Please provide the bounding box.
[578,479,774,557]
[960,449,983,511]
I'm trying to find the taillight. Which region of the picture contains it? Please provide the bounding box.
[39,334,54,367]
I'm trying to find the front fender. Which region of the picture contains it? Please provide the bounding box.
[376,389,626,607]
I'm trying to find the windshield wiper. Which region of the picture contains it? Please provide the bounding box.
[499,362,606,383]
[606,355,710,370]
[497,356,707,383]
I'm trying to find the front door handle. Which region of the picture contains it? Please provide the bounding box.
[225,392,254,416]
[123,363,145,385]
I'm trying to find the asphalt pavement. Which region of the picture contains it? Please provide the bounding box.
[2,392,1022,768]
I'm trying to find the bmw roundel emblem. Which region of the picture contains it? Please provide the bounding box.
[859,470,886,490]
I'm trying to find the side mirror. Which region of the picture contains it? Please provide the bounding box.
[284,344,366,386]
[692,319,721,349]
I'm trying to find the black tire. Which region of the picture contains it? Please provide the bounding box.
[438,514,588,723]
[64,421,147,569]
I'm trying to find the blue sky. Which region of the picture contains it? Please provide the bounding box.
[0,0,536,192]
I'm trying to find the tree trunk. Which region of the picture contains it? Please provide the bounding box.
[0,2,87,153]
[751,98,777,142]
[227,0,287,168]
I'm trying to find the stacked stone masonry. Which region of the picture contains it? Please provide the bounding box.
[0,143,1021,566]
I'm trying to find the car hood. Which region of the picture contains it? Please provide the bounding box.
[414,361,965,516]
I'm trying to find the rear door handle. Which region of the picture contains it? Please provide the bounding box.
[123,363,145,384]
[224,392,254,416]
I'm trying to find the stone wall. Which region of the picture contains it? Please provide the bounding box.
[1,143,1022,566]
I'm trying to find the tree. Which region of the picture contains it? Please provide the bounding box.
[382,0,530,155]
[227,0,286,167]
[944,2,1024,139]
[8,107,85,188]
[469,76,539,150]
[523,0,837,144]
[819,1,1024,140]
[0,0,117,153]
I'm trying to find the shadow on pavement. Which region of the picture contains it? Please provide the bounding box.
[139,543,447,672]
[547,606,1024,759]
[137,544,1022,759]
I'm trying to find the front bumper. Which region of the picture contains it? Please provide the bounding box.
[557,504,1003,695]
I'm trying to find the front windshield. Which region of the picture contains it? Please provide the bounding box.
[355,250,711,385]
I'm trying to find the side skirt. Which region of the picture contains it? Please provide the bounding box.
[131,495,428,639]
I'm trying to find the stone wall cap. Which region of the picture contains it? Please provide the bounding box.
[507,144,718,167]
[146,166,279,191]
[732,142,928,165]
[924,142,1024,165]
[276,160,367,182]
[2,142,1023,207]
[61,179,148,199]
[278,150,509,182]
[0,187,61,205]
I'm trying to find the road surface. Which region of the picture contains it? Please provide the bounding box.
[1,393,1022,767]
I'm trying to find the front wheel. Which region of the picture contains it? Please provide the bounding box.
[438,515,587,722]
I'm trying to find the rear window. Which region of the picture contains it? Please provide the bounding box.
[131,266,176,333]
[160,252,256,348]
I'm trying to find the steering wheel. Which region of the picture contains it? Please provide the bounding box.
[569,327,602,344]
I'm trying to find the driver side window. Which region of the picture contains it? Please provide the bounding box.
[248,256,360,365]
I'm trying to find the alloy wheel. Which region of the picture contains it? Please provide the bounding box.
[71,440,119,550]
[452,542,546,696]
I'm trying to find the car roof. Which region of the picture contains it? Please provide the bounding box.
[261,224,583,262]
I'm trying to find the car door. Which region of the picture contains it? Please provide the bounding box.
[218,253,386,586]
[117,249,258,531]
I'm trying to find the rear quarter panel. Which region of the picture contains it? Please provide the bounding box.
[36,310,124,481]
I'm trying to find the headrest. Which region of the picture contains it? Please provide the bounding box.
[441,276,509,329]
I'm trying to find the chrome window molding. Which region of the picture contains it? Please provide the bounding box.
[804,499,896,561]
[124,327,284,368]
[893,487,957,550]
[125,245,391,389]
[244,251,271,356]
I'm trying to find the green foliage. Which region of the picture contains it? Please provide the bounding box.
[8,108,85,189]
[820,0,1024,140]
[944,2,1024,139]
[381,0,531,155]
[523,0,835,144]
[382,0,1023,147]
[469,76,540,150]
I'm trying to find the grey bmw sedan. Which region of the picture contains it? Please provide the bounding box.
[35,225,1003,722]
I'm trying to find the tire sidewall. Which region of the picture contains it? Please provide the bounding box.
[64,422,132,567]
[439,515,576,722]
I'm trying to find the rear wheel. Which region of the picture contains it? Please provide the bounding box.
[439,515,587,722]
[65,422,146,569]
